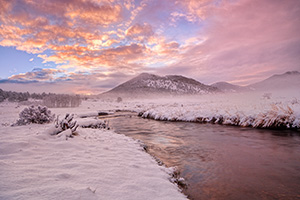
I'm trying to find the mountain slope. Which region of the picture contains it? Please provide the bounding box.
[102,73,219,97]
[248,71,300,91]
[211,82,250,92]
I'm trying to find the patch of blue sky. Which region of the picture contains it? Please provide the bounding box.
[53,71,68,80]
[164,18,203,44]
[147,60,175,69]
[0,46,45,79]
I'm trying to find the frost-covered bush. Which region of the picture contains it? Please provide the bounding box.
[45,114,79,139]
[55,114,79,134]
[14,105,55,125]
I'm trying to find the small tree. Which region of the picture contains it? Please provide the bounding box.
[14,105,55,125]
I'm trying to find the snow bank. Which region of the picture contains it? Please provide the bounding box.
[0,125,186,200]
[140,103,300,129]
[0,102,187,200]
[134,92,300,130]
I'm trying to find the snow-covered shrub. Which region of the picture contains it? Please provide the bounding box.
[45,114,79,139]
[54,114,79,134]
[14,105,55,125]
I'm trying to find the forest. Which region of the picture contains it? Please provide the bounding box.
[0,89,81,107]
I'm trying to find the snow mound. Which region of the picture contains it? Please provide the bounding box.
[0,103,186,200]
[0,125,187,200]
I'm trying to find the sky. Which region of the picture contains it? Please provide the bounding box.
[0,0,299,94]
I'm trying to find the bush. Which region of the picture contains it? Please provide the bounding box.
[55,114,79,134]
[14,105,55,125]
[45,114,79,139]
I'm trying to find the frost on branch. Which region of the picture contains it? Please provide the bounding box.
[45,114,79,140]
[14,105,55,126]
[54,114,79,134]
[46,114,109,138]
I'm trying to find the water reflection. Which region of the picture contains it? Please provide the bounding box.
[102,113,300,200]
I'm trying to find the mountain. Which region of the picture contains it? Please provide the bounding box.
[101,73,219,98]
[248,71,300,91]
[211,82,250,92]
[212,71,300,92]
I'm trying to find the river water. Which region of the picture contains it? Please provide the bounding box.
[101,112,300,200]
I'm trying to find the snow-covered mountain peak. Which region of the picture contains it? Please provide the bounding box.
[102,73,219,97]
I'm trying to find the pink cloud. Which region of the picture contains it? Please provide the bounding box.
[161,0,300,85]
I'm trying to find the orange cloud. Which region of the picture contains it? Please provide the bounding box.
[0,0,123,51]
[0,0,184,75]
[176,0,216,21]
[65,3,122,26]
[125,23,154,41]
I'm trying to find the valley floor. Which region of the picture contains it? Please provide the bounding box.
[1,90,299,199]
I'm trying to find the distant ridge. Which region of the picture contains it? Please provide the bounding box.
[211,71,300,92]
[101,73,219,98]
[248,71,300,91]
[211,82,250,92]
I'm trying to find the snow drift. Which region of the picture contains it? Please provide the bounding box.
[0,102,187,200]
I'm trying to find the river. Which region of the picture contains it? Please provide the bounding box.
[101,112,300,200]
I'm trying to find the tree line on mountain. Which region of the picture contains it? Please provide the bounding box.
[0,89,81,107]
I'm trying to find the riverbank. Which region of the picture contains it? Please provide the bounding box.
[102,113,300,200]
[0,101,187,200]
[132,91,300,130]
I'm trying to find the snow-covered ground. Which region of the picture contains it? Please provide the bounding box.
[1,89,299,199]
[0,102,187,200]
[80,90,300,130]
